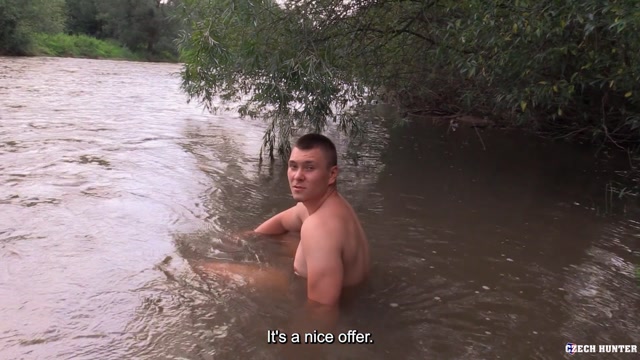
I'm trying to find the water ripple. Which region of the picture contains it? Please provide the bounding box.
[1,56,638,360]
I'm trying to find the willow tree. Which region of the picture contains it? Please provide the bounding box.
[441,0,640,148]
[176,0,434,159]
[177,0,640,158]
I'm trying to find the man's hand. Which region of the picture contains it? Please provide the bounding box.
[232,229,258,239]
[222,229,257,245]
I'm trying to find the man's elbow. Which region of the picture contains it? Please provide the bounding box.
[307,285,342,306]
[308,295,340,307]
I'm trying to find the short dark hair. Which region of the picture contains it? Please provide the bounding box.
[294,133,338,168]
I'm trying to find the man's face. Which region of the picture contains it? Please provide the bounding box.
[287,147,337,202]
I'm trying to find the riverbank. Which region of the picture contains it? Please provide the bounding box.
[21,33,179,63]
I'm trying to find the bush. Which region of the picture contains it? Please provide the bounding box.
[177,0,640,157]
[31,33,139,60]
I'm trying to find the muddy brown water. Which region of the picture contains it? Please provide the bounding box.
[1,57,638,360]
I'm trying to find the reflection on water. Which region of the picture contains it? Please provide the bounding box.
[0,57,638,360]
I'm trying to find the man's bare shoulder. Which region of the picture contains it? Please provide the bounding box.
[300,213,324,231]
[290,202,307,220]
[300,216,342,259]
[279,202,307,233]
[300,213,341,240]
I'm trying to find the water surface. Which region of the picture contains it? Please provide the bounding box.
[0,56,638,360]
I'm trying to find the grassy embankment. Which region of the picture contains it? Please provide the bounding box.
[28,33,178,62]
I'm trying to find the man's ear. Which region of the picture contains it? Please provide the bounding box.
[328,166,338,185]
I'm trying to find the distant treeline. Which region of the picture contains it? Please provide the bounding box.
[0,0,183,60]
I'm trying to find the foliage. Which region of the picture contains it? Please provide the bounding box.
[0,0,66,55]
[95,0,184,55]
[31,33,140,60]
[1,0,183,60]
[447,0,640,148]
[177,0,375,159]
[177,0,640,159]
[65,0,103,37]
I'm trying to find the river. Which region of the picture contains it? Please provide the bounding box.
[0,56,638,360]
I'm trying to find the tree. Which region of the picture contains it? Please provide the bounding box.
[96,0,183,55]
[65,0,103,37]
[177,0,378,160]
[177,0,640,158]
[0,0,66,54]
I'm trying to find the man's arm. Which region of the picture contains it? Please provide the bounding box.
[301,219,343,305]
[289,219,343,334]
[253,203,304,235]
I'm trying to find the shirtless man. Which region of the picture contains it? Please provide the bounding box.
[254,133,370,306]
[194,133,370,312]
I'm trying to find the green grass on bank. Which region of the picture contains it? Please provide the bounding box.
[30,33,177,62]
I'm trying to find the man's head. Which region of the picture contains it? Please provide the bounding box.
[287,133,339,202]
